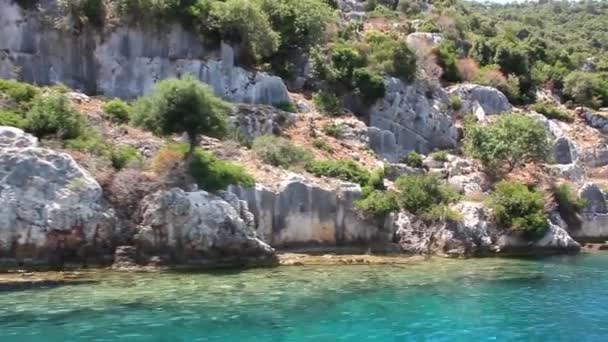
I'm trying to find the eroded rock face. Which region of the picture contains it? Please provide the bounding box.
[368,78,458,160]
[447,83,512,115]
[134,188,276,266]
[229,175,392,248]
[229,104,297,140]
[0,127,118,266]
[496,222,581,254]
[571,183,608,242]
[0,2,289,104]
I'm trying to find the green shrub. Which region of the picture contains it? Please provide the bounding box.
[355,190,399,217]
[0,79,39,104]
[313,91,342,115]
[464,114,550,172]
[553,183,588,228]
[189,147,255,191]
[449,95,462,111]
[110,145,143,170]
[103,99,132,123]
[394,174,460,219]
[431,150,449,162]
[531,102,572,122]
[26,91,85,139]
[65,130,111,156]
[312,138,334,153]
[272,101,297,113]
[0,109,28,129]
[490,181,548,237]
[368,168,385,190]
[252,135,313,168]
[305,159,372,185]
[352,68,386,105]
[62,0,106,27]
[321,122,344,138]
[402,151,423,168]
[365,31,417,81]
[434,41,461,83]
[563,71,608,109]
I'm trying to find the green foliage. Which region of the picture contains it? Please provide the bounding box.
[313,91,342,115]
[352,68,385,105]
[365,31,417,81]
[0,109,28,129]
[133,76,231,146]
[189,147,255,191]
[252,135,313,168]
[490,181,548,237]
[531,102,572,122]
[64,130,112,156]
[62,0,106,27]
[431,150,449,162]
[464,114,550,171]
[0,79,40,104]
[26,91,85,139]
[355,190,399,217]
[402,151,423,168]
[110,145,144,170]
[563,71,608,109]
[449,95,462,111]
[553,183,588,228]
[312,138,334,153]
[434,40,461,82]
[102,99,132,123]
[272,101,297,113]
[321,122,344,138]
[394,174,460,220]
[305,159,373,186]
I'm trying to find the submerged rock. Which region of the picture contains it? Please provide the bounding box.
[0,127,118,266]
[134,188,276,266]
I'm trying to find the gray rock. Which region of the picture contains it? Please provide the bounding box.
[552,136,578,164]
[229,104,297,140]
[393,212,433,254]
[406,32,443,47]
[579,146,608,168]
[0,143,118,266]
[447,83,512,115]
[448,172,490,195]
[578,183,607,214]
[582,109,608,134]
[135,188,276,266]
[545,163,586,183]
[0,3,289,105]
[229,176,392,248]
[368,77,458,160]
[496,222,581,253]
[0,126,38,148]
[383,162,424,181]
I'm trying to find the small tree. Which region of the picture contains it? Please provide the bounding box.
[133,76,231,164]
[490,181,548,237]
[464,114,550,172]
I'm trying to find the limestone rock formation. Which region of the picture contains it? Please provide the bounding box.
[229,175,393,248]
[0,2,289,105]
[229,104,297,140]
[496,222,581,254]
[368,77,458,160]
[0,127,118,266]
[134,188,276,266]
[571,183,608,241]
[447,83,512,115]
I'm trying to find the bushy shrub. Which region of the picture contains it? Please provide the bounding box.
[490,181,548,237]
[110,145,143,170]
[65,130,112,156]
[0,79,39,104]
[0,109,28,129]
[402,151,423,168]
[26,91,85,139]
[433,40,461,82]
[474,66,522,104]
[531,102,572,122]
[395,174,460,220]
[456,58,480,82]
[431,150,449,162]
[365,31,417,81]
[313,91,342,115]
[355,190,399,217]
[252,135,313,168]
[352,68,386,105]
[312,138,334,153]
[62,0,106,27]
[103,99,132,123]
[272,101,297,113]
[464,114,550,172]
[449,95,462,111]
[305,159,373,185]
[321,122,344,138]
[563,71,608,109]
[553,183,587,228]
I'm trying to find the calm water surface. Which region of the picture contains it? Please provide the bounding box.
[1,254,608,341]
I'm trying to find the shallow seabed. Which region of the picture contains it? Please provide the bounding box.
[1,254,608,341]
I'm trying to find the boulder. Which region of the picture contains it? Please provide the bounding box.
[579,146,608,168]
[393,212,433,254]
[229,104,297,140]
[579,183,607,214]
[134,188,276,266]
[448,172,490,195]
[582,109,608,134]
[0,3,289,105]
[229,175,393,248]
[383,162,424,181]
[552,136,578,164]
[545,163,586,183]
[0,128,118,266]
[447,83,512,115]
[368,77,458,160]
[406,32,443,47]
[496,222,581,254]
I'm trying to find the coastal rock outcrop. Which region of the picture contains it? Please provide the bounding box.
[447,83,512,116]
[368,77,458,160]
[0,127,118,266]
[570,183,608,241]
[0,1,289,105]
[229,175,393,249]
[134,188,276,266]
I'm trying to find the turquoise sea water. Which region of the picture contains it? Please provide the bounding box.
[1,254,608,341]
